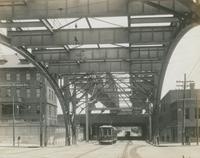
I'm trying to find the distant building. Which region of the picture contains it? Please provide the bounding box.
[0,54,57,125]
[159,88,200,143]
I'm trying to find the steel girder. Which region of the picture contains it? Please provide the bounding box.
[32,47,164,73]
[7,27,174,47]
[0,0,200,139]
[66,73,120,109]
[0,0,191,19]
[0,22,44,28]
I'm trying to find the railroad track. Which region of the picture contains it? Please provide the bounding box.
[121,141,145,158]
[121,141,132,158]
[73,145,106,158]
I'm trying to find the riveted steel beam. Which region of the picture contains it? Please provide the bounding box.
[130,17,179,24]
[40,19,53,33]
[144,1,183,18]
[0,0,191,20]
[8,27,173,47]
[32,47,165,62]
[48,60,162,73]
[0,21,44,28]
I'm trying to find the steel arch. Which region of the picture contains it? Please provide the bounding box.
[158,23,200,103]
[0,40,70,146]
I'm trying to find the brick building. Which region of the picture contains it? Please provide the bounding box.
[0,54,57,125]
[159,88,200,143]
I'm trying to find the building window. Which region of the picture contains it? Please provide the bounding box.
[49,106,52,118]
[49,89,51,100]
[16,89,20,97]
[36,73,41,81]
[26,89,31,98]
[2,104,12,115]
[36,88,41,98]
[7,88,11,97]
[185,108,190,119]
[6,73,11,81]
[51,90,54,101]
[195,108,200,119]
[16,73,20,81]
[26,73,31,80]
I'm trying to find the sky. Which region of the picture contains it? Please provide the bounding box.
[161,25,200,98]
[1,25,200,113]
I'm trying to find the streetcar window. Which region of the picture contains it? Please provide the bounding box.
[102,128,112,136]
[108,129,111,135]
[103,129,107,135]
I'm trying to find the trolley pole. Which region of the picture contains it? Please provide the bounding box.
[12,95,15,147]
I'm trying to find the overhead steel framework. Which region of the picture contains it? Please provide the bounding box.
[0,0,200,145]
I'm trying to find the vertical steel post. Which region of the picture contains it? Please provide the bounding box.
[44,103,47,147]
[72,84,77,144]
[85,94,89,142]
[39,82,43,147]
[43,79,47,147]
[149,113,152,142]
[12,95,15,147]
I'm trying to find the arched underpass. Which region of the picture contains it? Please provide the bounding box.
[0,0,200,151]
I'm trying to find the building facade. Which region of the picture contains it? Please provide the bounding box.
[159,88,200,143]
[0,54,57,125]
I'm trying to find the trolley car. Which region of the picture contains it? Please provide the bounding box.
[98,125,117,144]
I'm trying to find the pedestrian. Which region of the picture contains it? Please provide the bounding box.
[156,135,160,146]
[17,136,21,147]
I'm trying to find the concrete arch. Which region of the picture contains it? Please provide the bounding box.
[158,23,200,103]
[0,40,70,145]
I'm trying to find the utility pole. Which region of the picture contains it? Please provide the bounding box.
[85,94,89,142]
[39,81,43,147]
[12,95,15,147]
[176,74,194,145]
[182,74,186,146]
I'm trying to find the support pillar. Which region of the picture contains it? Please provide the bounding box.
[85,94,89,142]
[71,84,77,145]
[39,82,43,147]
[63,77,71,146]
[44,103,47,147]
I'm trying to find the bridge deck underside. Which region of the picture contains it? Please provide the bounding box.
[0,0,199,115]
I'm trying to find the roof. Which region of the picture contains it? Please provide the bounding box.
[0,54,34,68]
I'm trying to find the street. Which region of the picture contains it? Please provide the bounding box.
[0,141,199,158]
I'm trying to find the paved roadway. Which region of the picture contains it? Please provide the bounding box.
[0,141,200,158]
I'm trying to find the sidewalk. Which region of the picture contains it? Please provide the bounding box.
[137,142,200,158]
